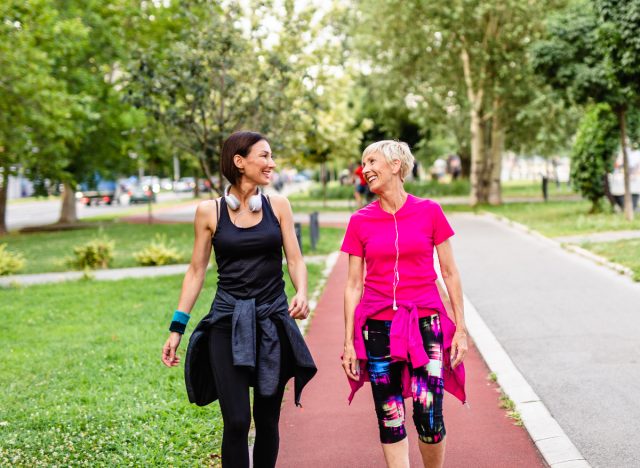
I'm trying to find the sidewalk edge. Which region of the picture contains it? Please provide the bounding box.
[462,292,591,467]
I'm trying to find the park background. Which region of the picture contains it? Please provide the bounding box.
[2,0,640,466]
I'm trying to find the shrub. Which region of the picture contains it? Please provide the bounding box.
[570,103,619,213]
[133,234,182,266]
[68,237,115,269]
[0,243,26,275]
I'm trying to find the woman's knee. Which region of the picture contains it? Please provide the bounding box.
[413,412,446,444]
[224,410,251,436]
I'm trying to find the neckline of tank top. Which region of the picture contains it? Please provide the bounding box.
[222,194,270,230]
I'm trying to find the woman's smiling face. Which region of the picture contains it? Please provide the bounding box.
[361,151,400,193]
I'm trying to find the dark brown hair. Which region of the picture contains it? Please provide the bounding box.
[220,131,268,185]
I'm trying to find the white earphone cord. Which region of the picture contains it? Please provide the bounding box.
[392,212,400,311]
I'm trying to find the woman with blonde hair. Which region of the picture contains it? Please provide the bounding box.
[341,140,467,468]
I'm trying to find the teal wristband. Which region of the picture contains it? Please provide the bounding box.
[172,310,191,325]
[169,310,190,334]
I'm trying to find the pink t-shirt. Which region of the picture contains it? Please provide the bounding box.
[341,194,454,319]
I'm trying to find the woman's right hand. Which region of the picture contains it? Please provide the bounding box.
[162,332,183,367]
[342,341,360,381]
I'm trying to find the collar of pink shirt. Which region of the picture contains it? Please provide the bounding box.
[347,290,467,405]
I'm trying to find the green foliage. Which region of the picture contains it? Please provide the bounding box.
[133,234,183,266]
[570,104,619,212]
[307,180,470,199]
[0,243,25,275]
[68,237,115,270]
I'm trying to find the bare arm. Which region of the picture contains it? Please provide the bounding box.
[435,239,468,368]
[162,200,216,367]
[342,254,364,380]
[175,201,216,312]
[271,195,309,319]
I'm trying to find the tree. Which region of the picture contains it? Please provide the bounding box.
[0,0,79,234]
[127,1,361,192]
[532,0,640,219]
[353,0,565,205]
[570,104,619,212]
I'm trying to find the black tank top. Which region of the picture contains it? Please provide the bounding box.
[212,195,285,305]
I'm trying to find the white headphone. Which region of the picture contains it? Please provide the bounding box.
[224,185,262,212]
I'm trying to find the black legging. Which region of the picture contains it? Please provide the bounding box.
[208,323,293,468]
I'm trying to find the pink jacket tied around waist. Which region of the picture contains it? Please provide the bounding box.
[347,290,466,405]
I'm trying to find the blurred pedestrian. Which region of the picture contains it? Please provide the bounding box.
[354,162,369,208]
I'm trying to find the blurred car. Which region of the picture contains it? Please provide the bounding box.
[140,176,160,194]
[129,185,157,204]
[160,178,174,191]
[76,180,117,206]
[174,177,196,192]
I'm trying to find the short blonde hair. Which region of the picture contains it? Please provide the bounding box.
[362,140,415,181]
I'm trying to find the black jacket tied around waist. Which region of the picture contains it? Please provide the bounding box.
[185,288,317,407]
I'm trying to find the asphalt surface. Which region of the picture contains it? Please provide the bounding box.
[448,213,640,468]
[5,192,192,231]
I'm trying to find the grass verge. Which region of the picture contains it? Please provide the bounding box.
[0,260,326,465]
[581,239,640,281]
[483,200,640,237]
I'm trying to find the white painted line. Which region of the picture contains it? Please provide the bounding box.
[463,293,590,467]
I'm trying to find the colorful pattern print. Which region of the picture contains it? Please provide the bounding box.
[364,315,446,444]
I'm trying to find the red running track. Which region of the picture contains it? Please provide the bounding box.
[278,253,545,468]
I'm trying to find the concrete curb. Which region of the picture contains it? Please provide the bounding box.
[434,248,590,467]
[484,212,636,282]
[0,256,329,288]
[462,294,590,467]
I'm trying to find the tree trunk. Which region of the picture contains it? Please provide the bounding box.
[0,167,8,235]
[58,181,78,224]
[460,46,487,205]
[488,98,503,205]
[469,107,486,205]
[616,108,633,221]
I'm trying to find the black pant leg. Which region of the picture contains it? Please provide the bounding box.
[252,321,294,468]
[209,327,252,468]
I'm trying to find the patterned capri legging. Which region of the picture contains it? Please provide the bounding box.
[363,314,446,445]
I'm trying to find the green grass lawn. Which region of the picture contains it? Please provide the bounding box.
[482,201,640,237]
[1,222,344,275]
[500,179,576,199]
[0,261,325,466]
[581,239,640,281]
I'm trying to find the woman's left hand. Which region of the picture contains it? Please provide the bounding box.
[450,330,468,369]
[289,293,309,320]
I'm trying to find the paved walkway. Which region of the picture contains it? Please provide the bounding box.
[448,213,640,468]
[278,254,545,467]
[0,256,328,287]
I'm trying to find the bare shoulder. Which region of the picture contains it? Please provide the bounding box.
[266,192,290,206]
[266,193,292,222]
[195,198,220,215]
[195,198,222,226]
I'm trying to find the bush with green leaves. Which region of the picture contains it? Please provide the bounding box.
[68,237,115,269]
[0,243,26,275]
[133,234,182,266]
[570,104,619,213]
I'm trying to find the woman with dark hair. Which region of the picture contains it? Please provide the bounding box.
[162,131,316,468]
